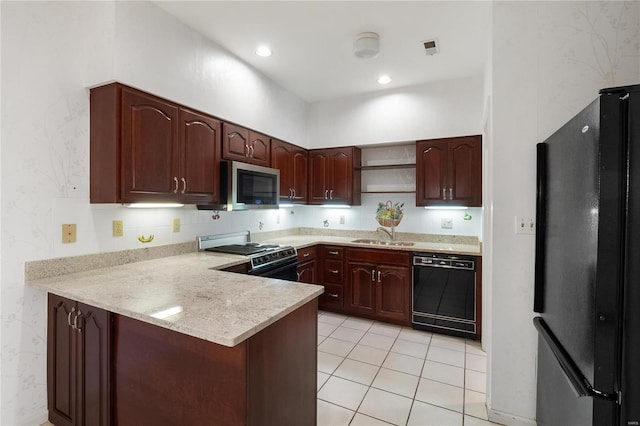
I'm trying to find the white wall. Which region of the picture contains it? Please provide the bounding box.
[0,2,309,424]
[307,75,485,148]
[488,1,640,425]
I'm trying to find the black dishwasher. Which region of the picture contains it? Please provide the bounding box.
[412,252,477,338]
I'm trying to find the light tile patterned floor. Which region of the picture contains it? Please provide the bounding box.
[317,311,502,426]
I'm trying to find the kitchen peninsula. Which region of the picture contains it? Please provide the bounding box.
[27,251,323,426]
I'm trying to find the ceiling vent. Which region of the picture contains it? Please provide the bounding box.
[423,39,439,56]
[354,32,380,59]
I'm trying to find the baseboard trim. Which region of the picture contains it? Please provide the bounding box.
[488,408,537,426]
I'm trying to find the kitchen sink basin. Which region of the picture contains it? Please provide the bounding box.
[351,239,415,247]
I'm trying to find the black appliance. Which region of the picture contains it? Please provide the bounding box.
[198,233,298,281]
[198,161,280,211]
[534,85,640,425]
[412,252,477,338]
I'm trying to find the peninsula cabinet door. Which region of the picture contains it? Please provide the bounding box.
[47,294,111,426]
[179,109,221,203]
[121,87,180,202]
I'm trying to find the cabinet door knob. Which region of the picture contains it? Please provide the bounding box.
[181,178,187,194]
[378,270,381,283]
[173,177,179,194]
[324,190,328,199]
[292,188,296,198]
[449,188,453,200]
[329,189,333,199]
[442,188,446,200]
[371,270,375,282]
[296,272,301,281]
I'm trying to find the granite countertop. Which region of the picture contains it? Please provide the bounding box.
[28,252,324,347]
[26,230,480,349]
[261,235,482,256]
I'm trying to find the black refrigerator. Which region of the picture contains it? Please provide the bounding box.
[534,85,640,426]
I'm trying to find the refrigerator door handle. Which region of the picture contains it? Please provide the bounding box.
[533,317,618,402]
[534,143,547,313]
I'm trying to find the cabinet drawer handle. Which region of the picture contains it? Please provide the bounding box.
[328,293,339,298]
[378,270,381,283]
[292,188,296,198]
[302,252,310,257]
[181,178,187,194]
[371,270,375,281]
[449,188,453,200]
[173,177,179,194]
[324,189,328,199]
[329,189,333,199]
[249,145,255,158]
[296,272,301,281]
[67,307,76,327]
[329,269,339,274]
[329,250,339,255]
[244,145,249,157]
[442,188,446,200]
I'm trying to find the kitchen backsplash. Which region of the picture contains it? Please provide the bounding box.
[50,193,482,260]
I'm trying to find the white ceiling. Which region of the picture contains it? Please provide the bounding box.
[155,1,491,103]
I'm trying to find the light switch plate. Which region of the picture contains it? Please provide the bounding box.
[62,224,77,243]
[172,218,180,232]
[515,216,536,234]
[441,218,453,229]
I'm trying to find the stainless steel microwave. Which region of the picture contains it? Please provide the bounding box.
[198,161,280,211]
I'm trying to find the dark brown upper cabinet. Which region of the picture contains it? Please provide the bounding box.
[271,138,308,203]
[416,135,482,207]
[222,123,270,167]
[90,83,221,204]
[308,147,361,205]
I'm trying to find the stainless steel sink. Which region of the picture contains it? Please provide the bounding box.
[351,239,415,247]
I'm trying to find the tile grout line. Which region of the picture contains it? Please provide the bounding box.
[318,313,488,425]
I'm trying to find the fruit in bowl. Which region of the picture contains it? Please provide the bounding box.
[376,201,404,227]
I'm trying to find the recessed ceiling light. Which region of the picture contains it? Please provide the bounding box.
[377,75,392,85]
[255,46,272,57]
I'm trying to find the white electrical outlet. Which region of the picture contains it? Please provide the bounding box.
[515,216,536,235]
[340,215,345,224]
[441,218,453,229]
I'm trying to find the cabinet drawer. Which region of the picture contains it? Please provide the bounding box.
[321,246,344,259]
[319,284,343,309]
[346,248,410,266]
[297,246,317,262]
[323,260,344,284]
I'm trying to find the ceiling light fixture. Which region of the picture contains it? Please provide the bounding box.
[255,46,272,57]
[353,32,379,59]
[377,75,392,85]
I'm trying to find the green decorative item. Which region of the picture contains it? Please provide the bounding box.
[376,200,404,227]
[463,212,472,221]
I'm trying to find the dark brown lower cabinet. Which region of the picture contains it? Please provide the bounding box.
[112,299,318,425]
[47,294,111,426]
[346,248,412,326]
[48,293,318,426]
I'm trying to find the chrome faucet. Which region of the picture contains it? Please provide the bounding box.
[376,226,395,241]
